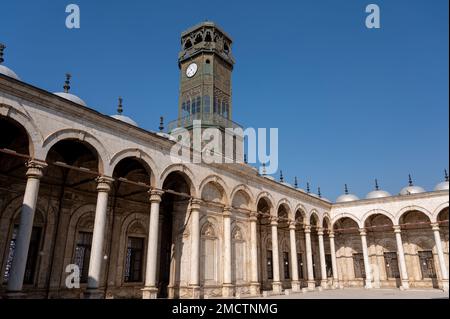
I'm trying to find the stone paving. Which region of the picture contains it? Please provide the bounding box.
[246,288,449,299]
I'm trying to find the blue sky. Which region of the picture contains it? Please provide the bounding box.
[1,0,448,201]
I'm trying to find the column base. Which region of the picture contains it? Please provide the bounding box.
[250,282,260,296]
[272,281,283,294]
[3,291,27,299]
[142,286,158,299]
[320,280,328,289]
[332,279,339,289]
[399,280,410,290]
[291,280,301,292]
[83,288,105,299]
[190,286,201,299]
[364,279,373,289]
[222,284,234,298]
[441,279,449,292]
[307,280,315,291]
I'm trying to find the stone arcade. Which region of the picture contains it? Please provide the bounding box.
[0,22,448,299]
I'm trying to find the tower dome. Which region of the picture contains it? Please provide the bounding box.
[400,174,425,195]
[54,74,87,106]
[434,170,449,191]
[336,184,359,203]
[366,179,391,199]
[0,44,20,80]
[110,97,138,126]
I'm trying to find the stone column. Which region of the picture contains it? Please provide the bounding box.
[84,176,113,298]
[359,228,373,289]
[317,227,328,288]
[304,225,315,290]
[393,225,409,290]
[7,160,46,294]
[222,206,233,297]
[431,223,449,292]
[189,199,201,298]
[288,221,300,292]
[328,231,339,289]
[142,190,163,299]
[270,216,282,293]
[249,212,260,295]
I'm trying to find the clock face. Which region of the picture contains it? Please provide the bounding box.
[186,63,198,78]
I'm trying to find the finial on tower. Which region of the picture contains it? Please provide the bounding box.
[63,73,71,93]
[294,176,298,189]
[261,162,267,176]
[159,116,164,132]
[244,154,248,164]
[375,179,379,190]
[0,43,5,64]
[344,184,349,195]
[279,170,284,183]
[117,97,123,114]
[318,187,322,198]
[445,169,449,182]
[306,182,310,193]
[408,174,413,186]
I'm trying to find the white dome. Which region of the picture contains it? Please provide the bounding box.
[336,193,359,203]
[54,92,87,107]
[400,185,425,195]
[434,181,449,191]
[111,114,138,126]
[0,65,20,80]
[366,189,391,199]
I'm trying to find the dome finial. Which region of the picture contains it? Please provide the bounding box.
[344,184,349,195]
[159,116,164,132]
[63,73,71,93]
[0,43,5,64]
[306,182,310,193]
[279,170,284,182]
[261,162,266,176]
[294,176,298,189]
[375,179,379,190]
[445,169,449,182]
[408,174,413,186]
[318,187,322,198]
[244,154,248,164]
[117,97,123,114]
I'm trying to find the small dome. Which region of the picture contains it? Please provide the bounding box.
[336,184,359,203]
[434,181,449,191]
[366,179,391,199]
[0,65,20,80]
[366,190,391,199]
[336,193,359,203]
[400,174,425,195]
[54,92,87,107]
[111,114,138,126]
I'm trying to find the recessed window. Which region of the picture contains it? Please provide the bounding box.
[124,237,144,283]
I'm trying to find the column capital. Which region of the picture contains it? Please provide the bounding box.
[223,206,232,217]
[190,198,202,211]
[270,216,278,226]
[249,211,258,221]
[95,176,113,192]
[430,223,440,231]
[304,225,312,233]
[328,231,335,238]
[393,225,402,233]
[317,227,324,236]
[359,228,367,236]
[25,160,47,179]
[149,190,164,203]
[288,220,297,230]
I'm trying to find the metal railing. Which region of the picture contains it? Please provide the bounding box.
[167,113,242,132]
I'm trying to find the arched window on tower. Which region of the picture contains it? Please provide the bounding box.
[222,100,227,118]
[205,32,212,42]
[186,99,191,117]
[184,39,192,49]
[213,97,218,114]
[194,33,203,44]
[203,95,211,115]
[196,96,201,116]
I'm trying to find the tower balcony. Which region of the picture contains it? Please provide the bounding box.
[167,113,242,133]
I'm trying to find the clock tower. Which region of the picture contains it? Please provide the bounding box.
[170,21,243,162]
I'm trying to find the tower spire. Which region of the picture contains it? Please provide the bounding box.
[0,43,5,64]
[318,187,322,198]
[117,97,123,114]
[294,176,298,189]
[344,184,349,195]
[306,182,310,193]
[408,174,413,186]
[375,179,379,190]
[159,116,164,132]
[63,73,71,93]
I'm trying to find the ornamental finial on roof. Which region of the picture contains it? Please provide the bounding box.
[117,97,123,114]
[0,43,5,64]
[63,73,71,93]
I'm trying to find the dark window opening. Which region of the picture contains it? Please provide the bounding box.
[283,252,290,279]
[297,253,304,279]
[74,231,93,283]
[205,32,212,42]
[384,252,400,279]
[184,39,192,49]
[325,254,333,278]
[124,237,144,282]
[267,250,273,280]
[353,253,366,279]
[224,43,230,53]
[194,33,203,44]
[418,251,436,279]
